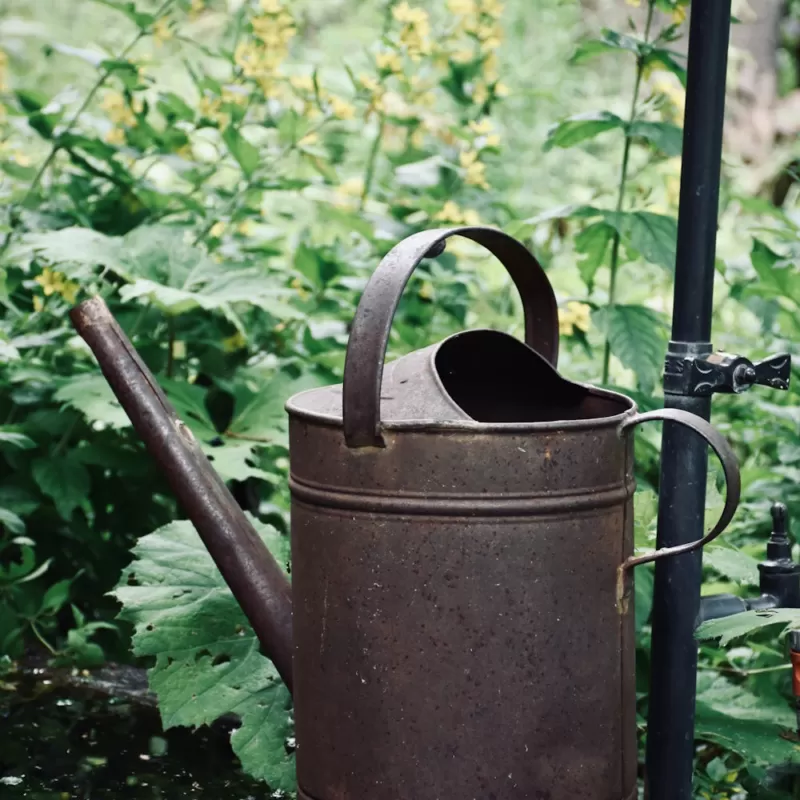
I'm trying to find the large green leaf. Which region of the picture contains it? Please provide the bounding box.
[223,127,260,178]
[600,304,667,392]
[695,674,800,766]
[31,454,90,520]
[603,210,678,271]
[628,121,683,157]
[112,517,295,792]
[13,226,301,323]
[543,111,625,151]
[704,546,760,586]
[574,221,614,290]
[55,373,131,430]
[0,428,35,450]
[697,608,800,646]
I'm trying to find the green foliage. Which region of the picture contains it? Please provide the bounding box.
[113,517,294,792]
[0,0,797,795]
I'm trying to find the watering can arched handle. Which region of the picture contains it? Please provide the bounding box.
[343,226,559,448]
[619,408,742,570]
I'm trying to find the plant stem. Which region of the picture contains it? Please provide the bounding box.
[21,0,175,208]
[360,113,385,211]
[601,0,655,385]
[30,620,58,656]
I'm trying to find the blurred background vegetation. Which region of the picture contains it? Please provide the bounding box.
[0,0,799,797]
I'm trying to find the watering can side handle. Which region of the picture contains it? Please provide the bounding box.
[343,226,560,448]
[619,408,741,570]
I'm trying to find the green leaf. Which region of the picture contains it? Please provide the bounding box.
[222,127,260,178]
[0,508,25,535]
[697,608,800,645]
[31,455,90,521]
[704,546,760,586]
[628,120,683,156]
[544,111,625,151]
[603,210,677,271]
[645,48,687,87]
[695,705,800,767]
[570,29,646,64]
[574,222,614,290]
[55,373,131,429]
[112,517,294,791]
[89,0,155,28]
[40,579,72,615]
[750,239,799,301]
[601,304,667,392]
[0,428,35,450]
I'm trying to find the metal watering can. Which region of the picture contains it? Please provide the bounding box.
[71,226,741,800]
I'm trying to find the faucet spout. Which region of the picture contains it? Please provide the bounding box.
[70,297,294,693]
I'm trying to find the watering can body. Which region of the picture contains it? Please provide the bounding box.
[70,227,740,800]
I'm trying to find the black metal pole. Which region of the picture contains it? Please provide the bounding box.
[645,3,732,800]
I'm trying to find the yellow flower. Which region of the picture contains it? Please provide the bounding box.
[101,92,137,127]
[222,331,247,352]
[558,301,592,336]
[672,4,687,24]
[60,280,79,304]
[0,49,8,91]
[290,75,315,93]
[451,48,475,64]
[221,86,248,106]
[105,127,126,146]
[476,22,503,51]
[375,51,403,74]
[252,12,296,49]
[33,295,44,313]
[480,0,504,17]
[209,221,226,238]
[236,220,254,236]
[433,201,481,226]
[447,0,477,14]
[330,96,356,120]
[260,0,284,11]
[494,81,510,97]
[392,2,431,61]
[469,118,493,136]
[299,131,319,146]
[460,150,489,189]
[152,17,173,46]
[472,80,489,105]
[199,95,230,128]
[337,176,365,197]
[191,0,204,12]
[34,268,79,303]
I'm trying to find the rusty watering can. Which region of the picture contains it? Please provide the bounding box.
[71,226,741,800]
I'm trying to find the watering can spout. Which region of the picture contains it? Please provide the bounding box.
[70,296,294,693]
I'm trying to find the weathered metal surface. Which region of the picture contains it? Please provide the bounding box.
[70,224,741,800]
[342,226,560,448]
[70,297,294,693]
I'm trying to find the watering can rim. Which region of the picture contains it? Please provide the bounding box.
[285,326,638,435]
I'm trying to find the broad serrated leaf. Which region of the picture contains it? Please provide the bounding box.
[628,120,683,156]
[222,127,260,178]
[601,304,667,392]
[695,705,800,767]
[574,222,614,290]
[31,455,90,520]
[112,517,294,791]
[544,111,625,151]
[603,210,677,270]
[55,373,131,429]
[696,608,800,646]
[704,546,760,586]
[227,369,327,448]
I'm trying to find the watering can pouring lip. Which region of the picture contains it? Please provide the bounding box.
[68,225,741,703]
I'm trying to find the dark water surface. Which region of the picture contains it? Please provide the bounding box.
[0,681,271,799]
